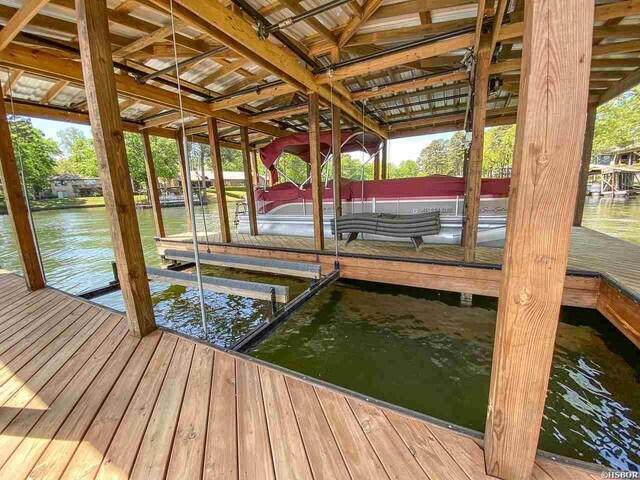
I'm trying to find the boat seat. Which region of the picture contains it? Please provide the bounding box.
[162,249,322,279]
[331,212,441,251]
[147,267,289,302]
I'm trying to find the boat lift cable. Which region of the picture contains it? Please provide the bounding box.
[3,69,47,285]
[169,0,209,341]
[188,132,211,254]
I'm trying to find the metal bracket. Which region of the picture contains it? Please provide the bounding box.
[257,20,269,40]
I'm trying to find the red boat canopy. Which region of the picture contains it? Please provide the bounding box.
[259,129,382,183]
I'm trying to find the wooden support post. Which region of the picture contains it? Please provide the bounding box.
[462,42,491,263]
[332,103,342,229]
[175,129,192,233]
[240,126,258,236]
[484,0,594,478]
[309,92,324,251]
[381,139,388,179]
[141,131,166,238]
[75,0,155,338]
[250,150,259,186]
[208,117,231,243]
[0,98,45,291]
[574,105,597,226]
[373,152,380,180]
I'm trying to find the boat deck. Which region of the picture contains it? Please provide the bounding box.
[0,270,605,479]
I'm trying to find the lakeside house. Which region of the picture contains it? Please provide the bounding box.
[593,146,640,167]
[49,174,102,199]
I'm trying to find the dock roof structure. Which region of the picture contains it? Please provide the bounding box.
[0,0,638,147]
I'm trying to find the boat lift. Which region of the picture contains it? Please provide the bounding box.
[152,250,340,349]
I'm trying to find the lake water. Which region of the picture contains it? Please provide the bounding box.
[0,196,639,470]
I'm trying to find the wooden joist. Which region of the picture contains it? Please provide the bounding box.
[147,267,289,303]
[163,249,322,279]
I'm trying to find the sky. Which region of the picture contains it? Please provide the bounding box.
[31,117,453,165]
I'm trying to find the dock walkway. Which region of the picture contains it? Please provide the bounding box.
[0,270,604,479]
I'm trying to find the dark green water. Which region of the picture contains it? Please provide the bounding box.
[0,197,638,470]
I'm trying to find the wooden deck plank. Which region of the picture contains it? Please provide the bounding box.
[427,424,494,479]
[129,338,194,480]
[29,330,162,480]
[166,343,214,480]
[0,290,61,338]
[59,331,165,480]
[236,359,275,480]
[385,411,471,480]
[0,276,609,480]
[23,329,145,480]
[315,386,390,479]
[285,376,350,479]
[0,306,102,406]
[203,352,238,479]
[347,398,430,480]
[0,300,88,384]
[0,316,129,476]
[259,366,314,480]
[0,310,116,438]
[94,333,177,480]
[0,280,31,310]
[0,296,78,353]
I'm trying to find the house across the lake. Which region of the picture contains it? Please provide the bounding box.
[50,174,102,198]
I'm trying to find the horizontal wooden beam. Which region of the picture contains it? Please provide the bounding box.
[598,67,640,105]
[352,71,467,101]
[210,84,297,112]
[249,104,309,123]
[317,33,474,83]
[388,108,519,138]
[147,267,289,302]
[5,100,242,149]
[0,44,289,137]
[155,239,600,309]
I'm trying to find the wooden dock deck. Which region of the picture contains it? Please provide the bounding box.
[156,226,640,348]
[0,270,605,479]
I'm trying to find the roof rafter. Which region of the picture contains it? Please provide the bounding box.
[0,0,51,50]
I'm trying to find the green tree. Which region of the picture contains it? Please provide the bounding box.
[416,132,467,176]
[124,133,179,186]
[220,147,244,171]
[9,117,60,196]
[483,125,516,176]
[388,160,420,179]
[56,128,97,177]
[418,139,449,175]
[592,86,640,155]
